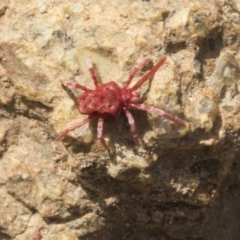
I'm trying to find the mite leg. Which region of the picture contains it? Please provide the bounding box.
[87,58,100,87]
[123,108,140,145]
[131,57,167,91]
[129,103,186,126]
[55,116,93,141]
[60,80,91,91]
[123,58,151,89]
[97,117,108,149]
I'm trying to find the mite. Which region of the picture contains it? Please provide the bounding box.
[55,57,185,149]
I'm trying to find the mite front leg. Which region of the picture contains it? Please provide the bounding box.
[131,57,167,91]
[55,116,93,141]
[129,103,186,126]
[123,108,140,146]
[97,117,108,149]
[123,58,151,89]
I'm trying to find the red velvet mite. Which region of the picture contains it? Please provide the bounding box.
[55,57,185,149]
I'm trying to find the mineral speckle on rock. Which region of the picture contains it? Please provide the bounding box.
[0,0,240,239]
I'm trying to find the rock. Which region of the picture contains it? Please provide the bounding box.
[0,0,240,239]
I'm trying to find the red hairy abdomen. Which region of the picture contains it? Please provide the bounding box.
[78,81,121,116]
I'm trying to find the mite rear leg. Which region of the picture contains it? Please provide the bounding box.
[55,116,93,141]
[87,58,100,87]
[124,108,140,146]
[60,80,90,92]
[97,117,108,149]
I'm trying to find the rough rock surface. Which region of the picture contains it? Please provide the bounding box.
[0,0,240,239]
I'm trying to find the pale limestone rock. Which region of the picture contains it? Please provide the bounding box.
[0,0,240,239]
[0,188,31,238]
